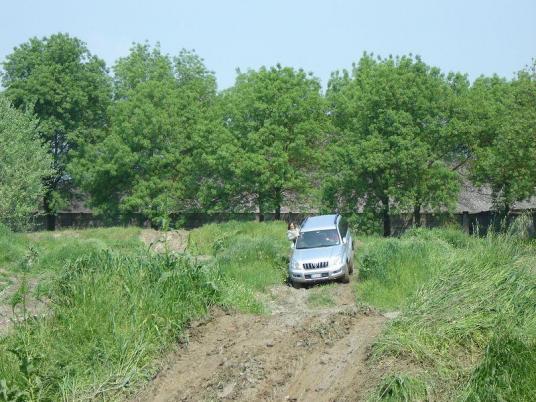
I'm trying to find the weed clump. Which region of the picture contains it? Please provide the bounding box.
[372,373,428,402]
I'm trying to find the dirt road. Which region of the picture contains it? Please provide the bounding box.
[133,279,390,402]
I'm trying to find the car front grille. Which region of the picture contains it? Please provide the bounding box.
[303,261,328,270]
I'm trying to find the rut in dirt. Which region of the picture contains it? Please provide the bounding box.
[133,279,392,402]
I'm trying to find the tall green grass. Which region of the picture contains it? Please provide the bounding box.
[0,221,289,400]
[0,224,30,273]
[463,333,536,402]
[187,221,289,312]
[188,220,287,257]
[0,226,143,275]
[0,251,220,400]
[356,227,472,310]
[361,228,536,401]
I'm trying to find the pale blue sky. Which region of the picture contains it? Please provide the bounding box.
[1,0,535,89]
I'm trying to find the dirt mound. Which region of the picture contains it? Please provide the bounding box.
[133,279,391,402]
[140,229,189,253]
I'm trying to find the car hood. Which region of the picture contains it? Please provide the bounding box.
[292,244,343,261]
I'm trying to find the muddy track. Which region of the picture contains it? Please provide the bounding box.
[133,278,390,402]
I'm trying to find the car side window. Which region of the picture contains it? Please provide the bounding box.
[338,217,348,239]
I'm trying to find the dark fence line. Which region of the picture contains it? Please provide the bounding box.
[30,210,536,236]
[388,210,536,236]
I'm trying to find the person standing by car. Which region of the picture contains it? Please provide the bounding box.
[287,222,299,246]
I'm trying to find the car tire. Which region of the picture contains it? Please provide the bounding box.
[340,268,350,284]
[348,259,354,275]
[290,280,303,289]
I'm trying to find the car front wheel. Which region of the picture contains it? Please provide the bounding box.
[290,279,303,289]
[340,268,350,283]
[348,259,354,274]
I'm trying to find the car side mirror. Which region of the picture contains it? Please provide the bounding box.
[342,237,347,244]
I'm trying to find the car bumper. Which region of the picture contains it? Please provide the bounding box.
[288,263,347,283]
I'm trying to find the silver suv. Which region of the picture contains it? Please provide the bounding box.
[288,214,354,287]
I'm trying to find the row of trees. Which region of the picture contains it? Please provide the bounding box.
[1,33,535,233]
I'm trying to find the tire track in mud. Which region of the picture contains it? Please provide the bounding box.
[133,279,389,402]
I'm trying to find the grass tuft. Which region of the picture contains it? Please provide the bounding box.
[307,284,337,308]
[371,373,428,402]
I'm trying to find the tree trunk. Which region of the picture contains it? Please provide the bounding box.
[47,214,56,232]
[414,203,422,227]
[274,187,282,221]
[257,195,265,222]
[43,193,56,231]
[274,205,281,221]
[504,204,512,230]
[382,198,391,237]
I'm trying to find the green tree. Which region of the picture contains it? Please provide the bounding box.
[325,54,465,235]
[219,65,331,220]
[0,97,53,230]
[1,33,111,230]
[469,64,536,214]
[72,44,219,226]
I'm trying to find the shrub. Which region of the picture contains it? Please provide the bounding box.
[188,221,288,298]
[403,226,472,248]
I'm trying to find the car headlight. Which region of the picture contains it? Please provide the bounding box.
[292,260,300,270]
[331,256,343,266]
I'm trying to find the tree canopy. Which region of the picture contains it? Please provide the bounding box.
[324,54,467,235]
[1,33,534,233]
[469,64,536,213]
[71,44,219,225]
[1,33,111,229]
[218,65,331,220]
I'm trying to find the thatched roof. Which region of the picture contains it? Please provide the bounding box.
[456,180,536,213]
[59,181,536,215]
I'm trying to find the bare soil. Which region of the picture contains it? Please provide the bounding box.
[140,229,190,253]
[133,277,392,402]
[0,271,49,335]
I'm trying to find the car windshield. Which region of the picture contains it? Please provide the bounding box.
[295,229,340,249]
